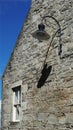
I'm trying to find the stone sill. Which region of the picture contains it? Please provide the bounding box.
[9,121,20,126]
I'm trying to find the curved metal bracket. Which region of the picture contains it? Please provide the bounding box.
[41,15,62,66]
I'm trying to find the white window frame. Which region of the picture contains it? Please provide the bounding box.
[11,81,22,122]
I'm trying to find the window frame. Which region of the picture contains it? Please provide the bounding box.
[11,81,22,122]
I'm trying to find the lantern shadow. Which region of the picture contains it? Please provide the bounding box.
[37,64,52,88]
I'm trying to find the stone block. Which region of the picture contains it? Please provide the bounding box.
[48,114,58,124]
[66,113,73,123]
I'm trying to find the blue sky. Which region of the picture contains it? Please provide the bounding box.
[0,0,31,100]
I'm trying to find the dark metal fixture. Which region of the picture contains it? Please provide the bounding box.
[32,15,62,88]
[32,15,62,57]
[32,23,50,40]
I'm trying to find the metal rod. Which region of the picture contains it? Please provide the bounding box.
[41,15,62,66]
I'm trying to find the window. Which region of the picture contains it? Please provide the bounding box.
[12,86,21,122]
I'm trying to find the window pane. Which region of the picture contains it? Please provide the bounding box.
[16,106,20,120]
[15,89,21,104]
[12,85,21,121]
[15,91,18,104]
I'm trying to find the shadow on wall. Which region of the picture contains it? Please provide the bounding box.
[37,64,52,88]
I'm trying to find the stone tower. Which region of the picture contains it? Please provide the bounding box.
[2,0,73,130]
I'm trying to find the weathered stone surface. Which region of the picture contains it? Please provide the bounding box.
[2,0,73,130]
[66,113,73,123]
[48,114,58,124]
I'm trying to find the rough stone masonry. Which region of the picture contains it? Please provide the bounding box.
[2,0,73,130]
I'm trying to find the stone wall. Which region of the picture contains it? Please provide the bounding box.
[2,0,73,130]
